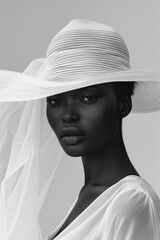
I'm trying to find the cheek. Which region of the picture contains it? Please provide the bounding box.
[46,106,58,132]
[86,104,119,145]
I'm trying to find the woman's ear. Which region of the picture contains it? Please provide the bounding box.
[119,95,132,118]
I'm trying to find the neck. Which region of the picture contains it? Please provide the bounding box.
[81,129,139,189]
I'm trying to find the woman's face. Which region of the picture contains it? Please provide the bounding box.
[46,83,122,157]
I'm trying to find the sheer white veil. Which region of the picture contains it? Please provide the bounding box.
[0,58,66,240]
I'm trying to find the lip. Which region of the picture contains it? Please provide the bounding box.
[60,127,86,138]
[61,135,86,145]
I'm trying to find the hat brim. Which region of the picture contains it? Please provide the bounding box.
[0,61,160,113]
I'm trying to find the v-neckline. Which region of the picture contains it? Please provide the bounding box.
[47,175,142,240]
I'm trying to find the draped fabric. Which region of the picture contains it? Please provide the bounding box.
[0,59,65,240]
[47,175,160,240]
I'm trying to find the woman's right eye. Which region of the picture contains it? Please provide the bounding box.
[47,98,63,106]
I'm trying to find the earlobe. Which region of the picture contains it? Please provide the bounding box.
[120,95,132,118]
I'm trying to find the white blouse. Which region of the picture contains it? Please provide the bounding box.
[46,175,160,240]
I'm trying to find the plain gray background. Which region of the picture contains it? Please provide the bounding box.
[1,0,160,238]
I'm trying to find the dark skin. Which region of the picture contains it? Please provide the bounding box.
[46,82,140,237]
[46,82,139,186]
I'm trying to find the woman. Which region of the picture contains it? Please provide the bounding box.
[46,81,141,240]
[0,19,160,240]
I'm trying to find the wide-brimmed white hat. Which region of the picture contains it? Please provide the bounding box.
[0,18,160,113]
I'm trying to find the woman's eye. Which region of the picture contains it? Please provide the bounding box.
[47,98,63,106]
[81,96,97,103]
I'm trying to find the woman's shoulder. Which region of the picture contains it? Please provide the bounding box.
[124,175,160,199]
[109,175,160,218]
[99,176,160,239]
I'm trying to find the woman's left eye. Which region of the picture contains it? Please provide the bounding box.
[81,96,97,103]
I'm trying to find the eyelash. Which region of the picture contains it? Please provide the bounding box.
[47,96,98,106]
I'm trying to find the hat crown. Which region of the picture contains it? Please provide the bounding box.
[44,19,131,81]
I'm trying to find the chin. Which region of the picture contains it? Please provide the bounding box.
[59,142,88,157]
[62,146,83,157]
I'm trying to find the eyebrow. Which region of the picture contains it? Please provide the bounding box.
[78,84,100,91]
[47,85,101,99]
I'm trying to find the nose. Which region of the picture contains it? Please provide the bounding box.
[62,104,80,123]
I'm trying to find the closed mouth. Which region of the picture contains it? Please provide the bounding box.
[62,134,85,137]
[60,127,86,138]
[61,134,86,145]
